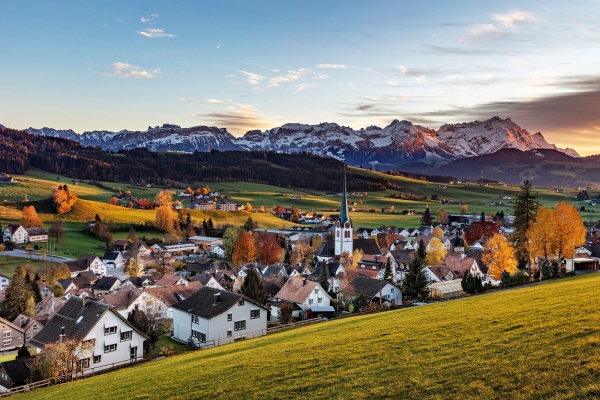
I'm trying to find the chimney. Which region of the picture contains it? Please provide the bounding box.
[213,293,221,305]
[302,278,306,287]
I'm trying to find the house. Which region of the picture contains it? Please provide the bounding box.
[113,240,129,252]
[100,288,167,319]
[216,200,242,211]
[92,276,123,296]
[146,281,203,319]
[151,241,198,254]
[172,286,268,347]
[29,297,147,373]
[155,274,188,287]
[133,199,154,210]
[188,236,223,252]
[0,172,16,183]
[0,357,35,390]
[63,255,107,277]
[71,271,99,288]
[191,274,225,291]
[274,278,333,320]
[58,279,77,293]
[102,252,124,270]
[192,200,216,211]
[212,246,225,259]
[348,276,401,305]
[12,314,45,343]
[0,317,25,351]
[2,225,28,244]
[127,276,157,289]
[0,274,10,290]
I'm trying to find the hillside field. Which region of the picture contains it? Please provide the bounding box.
[17,273,600,399]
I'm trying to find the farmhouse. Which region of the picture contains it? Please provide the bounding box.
[348,276,401,305]
[2,224,48,244]
[274,278,332,320]
[63,255,107,277]
[172,286,268,347]
[29,297,147,373]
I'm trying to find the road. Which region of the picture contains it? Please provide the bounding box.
[1,249,74,263]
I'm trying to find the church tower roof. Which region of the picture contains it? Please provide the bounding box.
[339,169,351,225]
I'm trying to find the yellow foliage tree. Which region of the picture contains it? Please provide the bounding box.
[109,197,120,206]
[155,190,173,207]
[431,226,444,239]
[425,237,447,265]
[246,203,253,212]
[20,205,44,228]
[482,234,518,280]
[552,201,587,259]
[155,206,174,234]
[527,206,556,261]
[460,205,468,215]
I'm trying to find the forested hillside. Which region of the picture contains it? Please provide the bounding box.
[0,126,395,192]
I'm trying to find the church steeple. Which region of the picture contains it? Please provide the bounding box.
[335,167,353,256]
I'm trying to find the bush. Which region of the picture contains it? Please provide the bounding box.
[510,270,530,284]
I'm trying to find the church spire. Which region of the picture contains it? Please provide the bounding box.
[339,167,351,225]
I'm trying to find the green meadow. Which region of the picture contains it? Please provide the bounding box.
[17,273,600,399]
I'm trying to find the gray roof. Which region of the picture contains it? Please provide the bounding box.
[94,276,120,291]
[338,170,351,225]
[102,251,121,261]
[349,276,398,299]
[0,357,35,387]
[172,286,266,320]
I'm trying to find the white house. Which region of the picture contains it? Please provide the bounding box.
[102,252,124,270]
[151,241,198,254]
[348,276,401,305]
[0,274,10,290]
[212,246,225,259]
[274,278,333,320]
[29,297,147,373]
[100,288,168,319]
[172,287,268,347]
[64,255,107,278]
[3,225,28,244]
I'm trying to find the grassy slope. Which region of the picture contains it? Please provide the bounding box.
[19,273,600,400]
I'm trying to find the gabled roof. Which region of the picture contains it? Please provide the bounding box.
[58,279,75,291]
[146,282,203,307]
[0,316,25,334]
[102,251,122,261]
[94,276,120,290]
[0,357,35,386]
[100,288,145,311]
[353,239,381,256]
[4,224,22,235]
[275,278,327,304]
[127,276,156,288]
[155,274,183,287]
[13,314,45,332]
[29,297,146,349]
[349,276,397,299]
[172,286,266,319]
[24,227,47,236]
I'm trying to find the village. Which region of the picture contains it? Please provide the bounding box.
[0,174,594,394]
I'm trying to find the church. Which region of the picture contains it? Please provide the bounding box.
[315,171,380,262]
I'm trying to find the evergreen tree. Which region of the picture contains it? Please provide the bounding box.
[243,217,255,232]
[283,243,291,264]
[401,240,430,301]
[16,344,30,359]
[480,211,485,222]
[461,270,474,294]
[185,212,192,227]
[241,269,268,304]
[501,270,511,287]
[202,219,208,235]
[207,218,215,236]
[0,267,36,320]
[383,258,394,283]
[552,261,560,278]
[30,278,42,304]
[318,263,330,292]
[541,259,552,280]
[511,180,541,264]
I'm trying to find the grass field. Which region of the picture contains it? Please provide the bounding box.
[17,273,600,399]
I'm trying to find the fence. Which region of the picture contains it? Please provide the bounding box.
[267,318,324,334]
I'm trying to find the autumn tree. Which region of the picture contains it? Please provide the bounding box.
[245,203,253,212]
[97,224,113,246]
[464,221,499,245]
[109,197,120,206]
[254,231,283,265]
[51,185,78,214]
[20,205,44,228]
[527,206,556,262]
[511,180,541,262]
[431,226,444,239]
[223,226,244,258]
[460,204,468,215]
[290,240,313,264]
[155,189,173,207]
[155,206,174,234]
[232,231,258,266]
[241,269,268,304]
[482,234,518,280]
[278,302,294,324]
[310,234,323,250]
[552,201,587,260]
[41,263,71,286]
[436,209,449,224]
[259,205,266,213]
[0,267,36,320]
[425,237,447,265]
[30,337,94,382]
[340,249,363,295]
[48,219,66,241]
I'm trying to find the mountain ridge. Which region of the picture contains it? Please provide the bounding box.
[22,116,578,165]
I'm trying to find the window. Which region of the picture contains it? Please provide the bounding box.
[2,340,10,346]
[314,288,319,293]
[2,332,10,338]
[234,320,246,331]
[121,331,132,341]
[391,288,395,293]
[227,330,232,337]
[227,313,232,321]
[192,315,199,324]
[238,299,245,306]
[104,326,117,335]
[318,298,322,303]
[309,299,313,305]
[344,231,350,238]
[1,372,6,380]
[250,309,260,319]
[104,344,117,353]
[192,330,206,342]
[372,266,376,270]
[94,355,101,364]
[80,358,90,369]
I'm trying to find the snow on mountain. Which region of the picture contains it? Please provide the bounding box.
[23,117,579,165]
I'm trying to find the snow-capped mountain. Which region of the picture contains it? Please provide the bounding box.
[23,116,578,165]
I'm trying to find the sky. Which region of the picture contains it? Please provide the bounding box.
[1,0,600,155]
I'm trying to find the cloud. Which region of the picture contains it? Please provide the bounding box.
[181,98,201,104]
[336,95,409,119]
[190,103,281,135]
[137,28,177,38]
[316,64,347,69]
[239,71,266,85]
[260,67,280,72]
[141,14,159,23]
[412,75,427,83]
[511,58,534,67]
[490,10,537,27]
[468,23,501,38]
[268,68,311,87]
[216,44,222,48]
[399,65,408,74]
[206,99,225,104]
[294,83,316,93]
[102,62,161,78]
[387,80,398,87]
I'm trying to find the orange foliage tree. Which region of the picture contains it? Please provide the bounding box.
[51,185,77,215]
[254,231,283,265]
[20,205,44,228]
[552,201,587,259]
[232,231,257,266]
[464,221,499,245]
[482,234,518,280]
